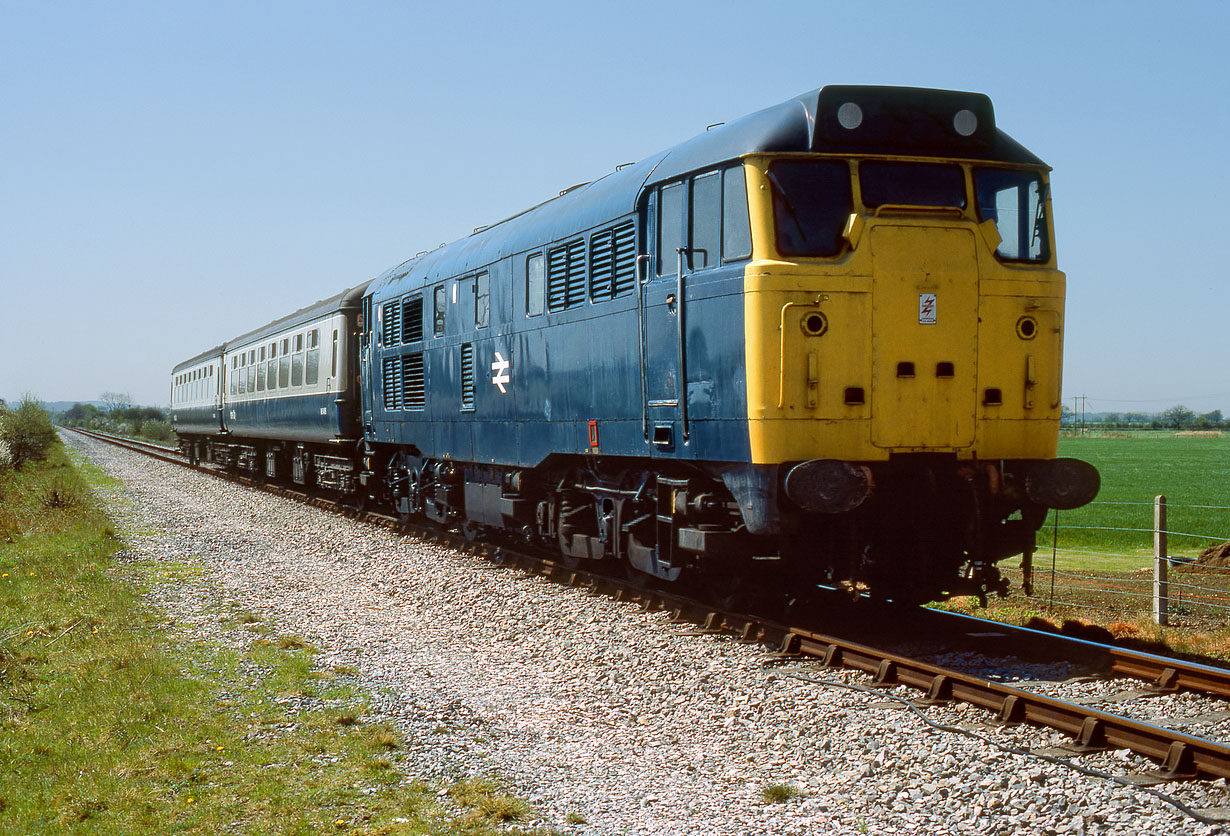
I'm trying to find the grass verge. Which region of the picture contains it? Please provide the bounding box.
[0,446,536,835]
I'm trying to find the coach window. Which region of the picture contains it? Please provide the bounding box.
[475,272,489,328]
[657,181,684,277]
[690,171,720,270]
[230,357,238,396]
[722,165,752,261]
[239,354,247,395]
[279,338,291,388]
[331,329,339,377]
[292,334,305,387]
[433,285,447,336]
[256,347,266,392]
[306,329,320,386]
[247,350,256,395]
[266,344,277,392]
[526,253,545,316]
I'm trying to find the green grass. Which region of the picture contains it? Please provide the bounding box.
[760,783,804,804]
[1044,434,1230,563]
[0,447,533,835]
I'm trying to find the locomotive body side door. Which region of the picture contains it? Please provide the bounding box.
[641,180,687,452]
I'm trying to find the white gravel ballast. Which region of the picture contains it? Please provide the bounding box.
[66,432,1230,835]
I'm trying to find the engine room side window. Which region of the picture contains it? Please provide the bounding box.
[767,159,853,257]
[381,301,401,347]
[656,182,683,277]
[402,296,423,343]
[588,223,635,301]
[460,343,475,411]
[722,165,752,261]
[433,285,447,336]
[526,253,545,317]
[690,171,720,271]
[974,168,1050,263]
[547,240,585,311]
[475,272,489,328]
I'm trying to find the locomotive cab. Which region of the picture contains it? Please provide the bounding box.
[726,88,1098,601]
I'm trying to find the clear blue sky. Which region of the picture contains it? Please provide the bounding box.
[3,1,1228,414]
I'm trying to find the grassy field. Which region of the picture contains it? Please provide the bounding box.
[1043,432,1230,562]
[0,446,543,835]
[949,432,1230,653]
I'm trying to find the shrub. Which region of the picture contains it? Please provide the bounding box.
[0,396,59,469]
[142,419,174,442]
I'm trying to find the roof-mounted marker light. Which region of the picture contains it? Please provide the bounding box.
[953,109,978,137]
[837,102,863,130]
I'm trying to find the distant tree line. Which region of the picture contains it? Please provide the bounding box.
[1061,405,1225,431]
[58,393,173,442]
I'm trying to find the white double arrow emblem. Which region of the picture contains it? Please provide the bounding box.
[491,351,511,394]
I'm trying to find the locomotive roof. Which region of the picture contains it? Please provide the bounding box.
[369,84,1046,299]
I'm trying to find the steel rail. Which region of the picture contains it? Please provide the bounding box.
[924,608,1230,700]
[772,625,1230,781]
[67,426,1230,780]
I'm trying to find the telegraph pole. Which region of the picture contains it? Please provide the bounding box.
[1071,395,1088,434]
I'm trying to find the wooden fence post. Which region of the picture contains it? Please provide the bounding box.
[1154,495,1169,627]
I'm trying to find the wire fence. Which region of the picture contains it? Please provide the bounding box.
[1001,497,1230,628]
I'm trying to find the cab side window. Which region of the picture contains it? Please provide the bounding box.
[690,171,720,270]
[656,182,684,277]
[722,165,752,261]
[657,165,752,275]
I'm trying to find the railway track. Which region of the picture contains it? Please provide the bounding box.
[64,426,1230,787]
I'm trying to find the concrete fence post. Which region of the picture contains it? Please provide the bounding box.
[1154,494,1169,627]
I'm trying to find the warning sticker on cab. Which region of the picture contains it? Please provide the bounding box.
[919,293,937,325]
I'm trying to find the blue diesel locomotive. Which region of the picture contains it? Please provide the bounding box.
[171,85,1098,604]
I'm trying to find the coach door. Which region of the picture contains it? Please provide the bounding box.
[359,294,374,429]
[641,181,688,451]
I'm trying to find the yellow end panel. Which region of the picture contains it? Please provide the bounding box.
[740,155,1068,466]
[748,417,873,463]
[745,278,875,463]
[977,419,1059,459]
[869,225,979,449]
